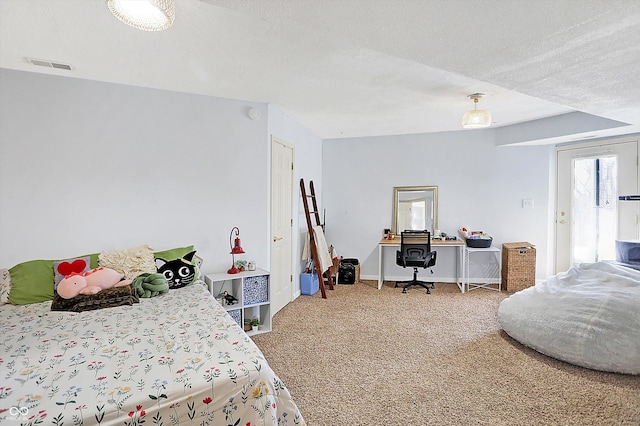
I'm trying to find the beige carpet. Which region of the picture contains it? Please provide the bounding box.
[253,281,640,426]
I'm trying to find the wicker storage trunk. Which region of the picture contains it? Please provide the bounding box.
[501,242,536,292]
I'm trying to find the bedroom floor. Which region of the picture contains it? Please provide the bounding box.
[253,281,640,426]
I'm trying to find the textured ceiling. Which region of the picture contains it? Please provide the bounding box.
[1,0,639,141]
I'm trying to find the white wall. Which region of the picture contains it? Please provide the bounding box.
[6,69,635,293]
[322,130,555,282]
[0,69,322,288]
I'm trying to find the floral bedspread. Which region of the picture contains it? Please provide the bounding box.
[0,283,305,426]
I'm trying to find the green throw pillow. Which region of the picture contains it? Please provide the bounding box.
[86,253,100,268]
[8,259,56,305]
[154,245,195,261]
[8,252,99,305]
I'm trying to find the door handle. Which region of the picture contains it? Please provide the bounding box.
[559,220,566,224]
[273,236,283,242]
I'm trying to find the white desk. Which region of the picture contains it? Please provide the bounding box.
[463,245,501,292]
[378,237,466,292]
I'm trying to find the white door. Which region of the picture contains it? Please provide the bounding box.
[556,140,639,273]
[270,137,294,314]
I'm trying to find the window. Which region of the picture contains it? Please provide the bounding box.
[573,156,617,264]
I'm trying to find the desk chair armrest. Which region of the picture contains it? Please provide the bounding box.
[427,251,437,268]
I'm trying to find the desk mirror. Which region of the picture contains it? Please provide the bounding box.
[393,186,438,234]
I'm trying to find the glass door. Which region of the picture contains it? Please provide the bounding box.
[556,140,639,272]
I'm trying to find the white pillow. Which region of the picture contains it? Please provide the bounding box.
[99,245,157,280]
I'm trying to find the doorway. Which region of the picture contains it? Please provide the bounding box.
[270,137,294,314]
[555,139,639,273]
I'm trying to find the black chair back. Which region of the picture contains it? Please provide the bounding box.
[398,230,432,267]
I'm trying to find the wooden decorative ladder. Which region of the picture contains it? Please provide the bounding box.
[300,178,334,298]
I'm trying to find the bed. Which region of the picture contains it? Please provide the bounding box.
[0,247,305,425]
[498,260,640,375]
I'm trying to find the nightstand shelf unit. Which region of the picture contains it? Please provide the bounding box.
[204,268,271,336]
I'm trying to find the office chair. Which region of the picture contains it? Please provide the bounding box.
[395,230,437,294]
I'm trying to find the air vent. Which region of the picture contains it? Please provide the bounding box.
[51,62,72,70]
[28,58,73,71]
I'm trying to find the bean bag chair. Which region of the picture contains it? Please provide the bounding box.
[498,261,640,375]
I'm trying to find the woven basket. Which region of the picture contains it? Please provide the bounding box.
[501,242,536,292]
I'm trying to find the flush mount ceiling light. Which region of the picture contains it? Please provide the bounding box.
[106,0,175,31]
[461,93,492,129]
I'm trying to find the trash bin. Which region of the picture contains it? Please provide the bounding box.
[338,258,359,284]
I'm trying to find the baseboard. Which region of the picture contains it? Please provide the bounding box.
[360,274,457,283]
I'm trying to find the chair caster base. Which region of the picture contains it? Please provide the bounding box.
[401,287,430,294]
[396,280,434,294]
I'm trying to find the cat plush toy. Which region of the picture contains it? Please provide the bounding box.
[155,250,197,289]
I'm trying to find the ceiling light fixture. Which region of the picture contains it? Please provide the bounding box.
[106,0,175,32]
[461,93,492,129]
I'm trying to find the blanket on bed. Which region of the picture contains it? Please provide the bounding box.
[0,283,305,425]
[51,284,139,312]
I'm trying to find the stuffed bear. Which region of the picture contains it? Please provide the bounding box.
[57,267,132,299]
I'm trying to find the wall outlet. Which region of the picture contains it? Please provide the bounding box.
[522,198,534,209]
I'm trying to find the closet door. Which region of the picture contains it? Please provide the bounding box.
[270,137,294,314]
